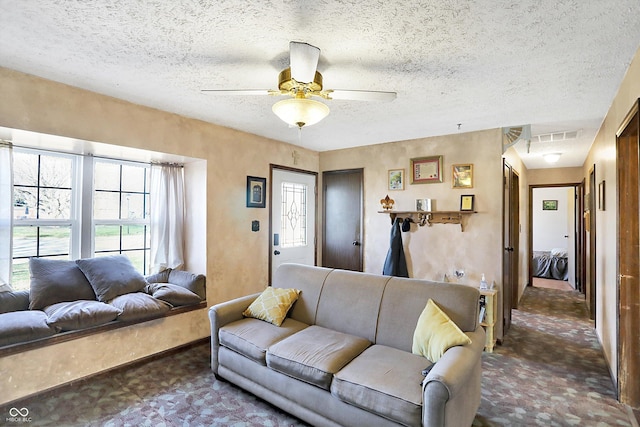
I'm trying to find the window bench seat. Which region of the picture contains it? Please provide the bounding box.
[0,256,206,356]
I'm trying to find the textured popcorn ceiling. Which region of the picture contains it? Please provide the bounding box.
[1,1,640,169]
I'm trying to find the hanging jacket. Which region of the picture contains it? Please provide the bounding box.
[382,217,409,277]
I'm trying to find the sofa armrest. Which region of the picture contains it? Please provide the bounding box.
[422,326,485,427]
[208,292,261,375]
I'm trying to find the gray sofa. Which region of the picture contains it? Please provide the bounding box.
[209,263,484,427]
[0,255,206,349]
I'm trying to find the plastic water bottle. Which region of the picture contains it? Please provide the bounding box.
[480,274,488,290]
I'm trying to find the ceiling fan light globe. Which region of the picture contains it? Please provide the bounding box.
[272,98,329,128]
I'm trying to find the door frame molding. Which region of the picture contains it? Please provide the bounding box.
[615,98,640,406]
[269,164,318,282]
[527,183,582,291]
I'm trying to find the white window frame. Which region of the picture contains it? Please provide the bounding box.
[92,158,151,273]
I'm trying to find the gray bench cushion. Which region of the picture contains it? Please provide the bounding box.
[331,344,428,427]
[219,318,309,364]
[0,311,56,346]
[266,325,371,390]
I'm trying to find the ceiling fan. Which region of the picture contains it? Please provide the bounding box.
[502,125,531,153]
[201,41,397,128]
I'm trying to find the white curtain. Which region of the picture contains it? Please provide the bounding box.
[150,164,185,273]
[0,143,13,290]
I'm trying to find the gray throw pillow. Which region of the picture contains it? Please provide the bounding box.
[0,290,30,314]
[144,268,172,285]
[145,282,202,307]
[76,255,147,302]
[44,300,122,331]
[29,258,97,310]
[109,292,171,322]
[167,270,206,300]
[0,311,57,346]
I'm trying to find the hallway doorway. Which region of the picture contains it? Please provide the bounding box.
[529,184,584,294]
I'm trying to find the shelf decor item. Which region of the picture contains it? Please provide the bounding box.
[410,156,443,184]
[380,194,395,211]
[246,176,266,208]
[452,164,473,188]
[416,198,432,211]
[460,194,475,211]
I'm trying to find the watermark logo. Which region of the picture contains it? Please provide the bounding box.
[6,407,31,423]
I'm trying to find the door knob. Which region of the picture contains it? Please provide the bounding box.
[352,241,360,246]
[274,250,281,255]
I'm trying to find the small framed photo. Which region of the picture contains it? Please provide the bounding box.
[246,176,266,208]
[452,164,473,188]
[598,180,606,211]
[410,156,443,184]
[416,198,432,211]
[542,199,557,210]
[388,169,404,190]
[460,195,475,211]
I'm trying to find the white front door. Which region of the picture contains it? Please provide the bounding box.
[271,169,316,274]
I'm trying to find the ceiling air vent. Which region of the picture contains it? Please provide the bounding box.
[531,130,580,144]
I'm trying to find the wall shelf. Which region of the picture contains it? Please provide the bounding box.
[379,210,477,231]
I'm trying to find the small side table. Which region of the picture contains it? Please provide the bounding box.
[478,288,498,352]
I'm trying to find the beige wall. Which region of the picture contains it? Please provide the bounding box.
[527,167,584,185]
[0,67,319,404]
[320,129,506,338]
[583,45,640,384]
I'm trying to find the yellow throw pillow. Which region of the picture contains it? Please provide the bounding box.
[242,287,301,326]
[412,298,472,363]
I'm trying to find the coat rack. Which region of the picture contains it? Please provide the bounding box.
[378,210,476,231]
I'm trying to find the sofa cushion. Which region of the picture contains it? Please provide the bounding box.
[376,277,479,352]
[412,299,472,363]
[29,258,97,310]
[219,317,309,364]
[0,311,56,346]
[314,269,390,343]
[266,325,371,390]
[76,255,147,302]
[144,282,202,306]
[43,300,122,331]
[243,287,300,326]
[331,344,427,427]
[109,292,171,322]
[0,290,30,314]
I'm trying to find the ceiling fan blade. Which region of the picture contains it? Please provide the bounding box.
[324,89,397,102]
[289,41,320,83]
[200,89,278,96]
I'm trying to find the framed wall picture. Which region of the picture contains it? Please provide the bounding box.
[410,156,443,184]
[542,199,557,210]
[388,169,404,190]
[246,176,266,208]
[460,195,475,211]
[452,164,473,188]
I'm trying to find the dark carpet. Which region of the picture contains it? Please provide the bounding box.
[2,286,636,426]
